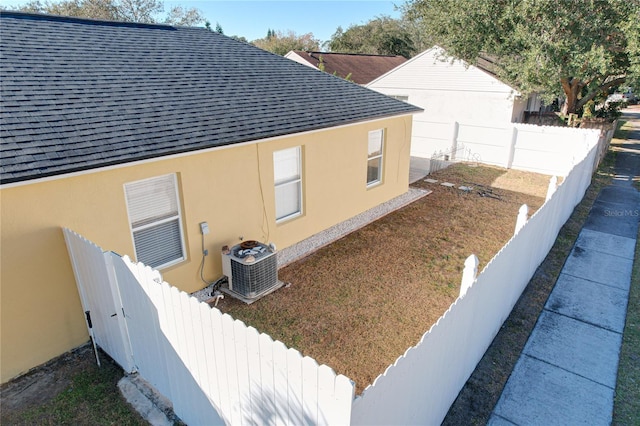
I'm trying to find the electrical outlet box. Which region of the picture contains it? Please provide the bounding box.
[199,222,210,235]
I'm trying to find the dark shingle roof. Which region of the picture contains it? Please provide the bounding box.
[0,12,420,185]
[290,51,408,85]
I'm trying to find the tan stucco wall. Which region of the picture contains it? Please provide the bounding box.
[0,115,413,383]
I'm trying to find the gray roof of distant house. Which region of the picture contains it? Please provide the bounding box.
[0,12,421,185]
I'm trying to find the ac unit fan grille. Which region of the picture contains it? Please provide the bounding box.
[230,254,278,299]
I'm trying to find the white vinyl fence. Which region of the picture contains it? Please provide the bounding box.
[413,120,601,176]
[350,126,600,425]
[63,229,354,426]
[65,124,604,425]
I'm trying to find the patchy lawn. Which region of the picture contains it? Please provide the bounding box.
[0,346,145,425]
[214,163,551,394]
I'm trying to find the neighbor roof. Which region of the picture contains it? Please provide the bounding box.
[287,51,408,85]
[0,12,420,185]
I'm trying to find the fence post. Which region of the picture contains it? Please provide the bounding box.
[505,126,518,169]
[450,121,460,160]
[514,204,529,235]
[546,176,558,201]
[460,254,479,297]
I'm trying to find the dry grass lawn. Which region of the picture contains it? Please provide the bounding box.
[214,163,552,394]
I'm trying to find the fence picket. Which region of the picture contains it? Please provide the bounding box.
[190,299,209,392]
[232,319,252,425]
[198,303,219,408]
[169,285,192,418]
[272,341,290,424]
[148,274,175,399]
[286,349,304,424]
[334,375,354,422]
[317,365,338,426]
[301,356,320,424]
[245,327,262,424]
[220,313,242,425]
[156,282,179,403]
[209,308,232,423]
[258,332,277,424]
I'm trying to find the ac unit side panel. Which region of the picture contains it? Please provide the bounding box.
[221,253,234,290]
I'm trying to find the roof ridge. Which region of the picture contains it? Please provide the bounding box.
[299,50,403,58]
[0,10,176,30]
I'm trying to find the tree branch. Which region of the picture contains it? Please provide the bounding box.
[576,76,627,110]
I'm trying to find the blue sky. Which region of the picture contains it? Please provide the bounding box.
[0,0,401,43]
[166,1,401,42]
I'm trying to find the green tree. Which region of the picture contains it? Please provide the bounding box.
[403,0,640,115]
[252,30,320,56]
[162,4,204,26]
[13,0,205,26]
[329,16,416,58]
[230,35,248,43]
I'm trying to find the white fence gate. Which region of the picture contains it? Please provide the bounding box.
[63,232,135,373]
[63,229,354,425]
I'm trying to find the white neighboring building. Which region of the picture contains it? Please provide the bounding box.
[367,46,530,159]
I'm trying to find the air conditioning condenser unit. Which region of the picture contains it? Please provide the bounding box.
[220,240,282,303]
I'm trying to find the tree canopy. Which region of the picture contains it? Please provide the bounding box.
[403,0,640,115]
[14,0,205,26]
[328,16,417,58]
[252,30,320,56]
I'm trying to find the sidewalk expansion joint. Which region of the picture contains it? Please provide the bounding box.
[542,308,624,335]
[521,354,616,390]
[561,271,633,292]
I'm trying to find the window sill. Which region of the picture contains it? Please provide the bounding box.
[276,212,302,224]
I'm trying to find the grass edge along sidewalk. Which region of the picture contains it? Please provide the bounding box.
[613,227,640,425]
[613,164,640,424]
[611,112,640,425]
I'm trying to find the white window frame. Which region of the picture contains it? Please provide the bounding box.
[124,173,186,269]
[367,129,384,187]
[274,146,303,222]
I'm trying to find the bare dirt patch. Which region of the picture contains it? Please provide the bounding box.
[1,345,145,425]
[1,346,95,415]
[214,163,550,394]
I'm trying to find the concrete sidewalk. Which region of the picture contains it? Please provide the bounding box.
[489,108,640,425]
